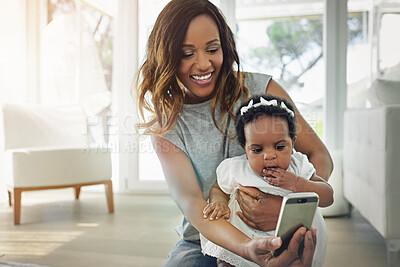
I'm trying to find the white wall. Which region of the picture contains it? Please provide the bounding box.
[0,0,28,104]
[0,0,28,204]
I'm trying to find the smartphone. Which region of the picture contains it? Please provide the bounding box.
[272,192,319,257]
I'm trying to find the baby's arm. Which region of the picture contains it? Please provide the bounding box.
[297,174,334,207]
[203,182,230,220]
[264,169,334,207]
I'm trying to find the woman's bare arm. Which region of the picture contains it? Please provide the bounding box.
[266,79,333,181]
[151,135,312,266]
[152,135,257,260]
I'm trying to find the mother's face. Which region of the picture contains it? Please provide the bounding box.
[177,14,223,104]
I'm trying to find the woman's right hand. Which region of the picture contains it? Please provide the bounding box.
[236,185,283,231]
[244,227,317,267]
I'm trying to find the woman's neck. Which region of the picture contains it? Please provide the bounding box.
[183,87,216,104]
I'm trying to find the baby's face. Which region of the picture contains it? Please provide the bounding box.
[243,115,294,176]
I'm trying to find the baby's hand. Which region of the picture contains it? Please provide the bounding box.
[263,168,300,191]
[203,202,230,220]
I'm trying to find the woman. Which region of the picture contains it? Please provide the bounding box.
[136,0,333,266]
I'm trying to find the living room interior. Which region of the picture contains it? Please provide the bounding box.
[0,0,399,266]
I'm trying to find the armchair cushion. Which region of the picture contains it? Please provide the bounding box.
[5,147,111,188]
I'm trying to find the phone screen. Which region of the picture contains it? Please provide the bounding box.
[272,196,318,257]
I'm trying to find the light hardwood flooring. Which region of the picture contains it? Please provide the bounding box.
[0,189,388,267]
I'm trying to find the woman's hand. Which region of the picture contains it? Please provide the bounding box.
[236,185,282,231]
[243,227,316,267]
[285,227,317,267]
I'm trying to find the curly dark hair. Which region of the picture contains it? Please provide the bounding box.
[235,94,296,146]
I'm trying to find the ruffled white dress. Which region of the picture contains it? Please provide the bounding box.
[200,152,328,267]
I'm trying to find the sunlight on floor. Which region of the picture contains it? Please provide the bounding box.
[76,223,99,228]
[0,231,84,256]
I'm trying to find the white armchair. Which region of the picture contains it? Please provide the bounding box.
[343,105,400,267]
[0,103,113,225]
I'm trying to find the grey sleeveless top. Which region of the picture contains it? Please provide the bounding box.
[163,72,272,241]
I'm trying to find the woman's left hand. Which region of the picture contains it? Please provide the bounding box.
[236,185,282,231]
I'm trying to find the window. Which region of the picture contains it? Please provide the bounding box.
[43,0,114,145]
[346,3,369,108]
[137,0,170,181]
[42,0,113,108]
[379,13,400,78]
[236,0,325,138]
[346,0,400,108]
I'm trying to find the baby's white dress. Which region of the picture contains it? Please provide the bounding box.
[200,152,328,267]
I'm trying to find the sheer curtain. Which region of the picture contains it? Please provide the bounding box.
[41,8,111,116]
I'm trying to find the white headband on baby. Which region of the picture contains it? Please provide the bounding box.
[240,97,295,118]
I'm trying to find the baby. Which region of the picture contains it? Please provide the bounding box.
[200,94,334,267]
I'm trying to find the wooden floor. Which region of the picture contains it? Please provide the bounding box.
[0,189,388,267]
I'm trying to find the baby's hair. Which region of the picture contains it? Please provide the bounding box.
[235,94,296,146]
